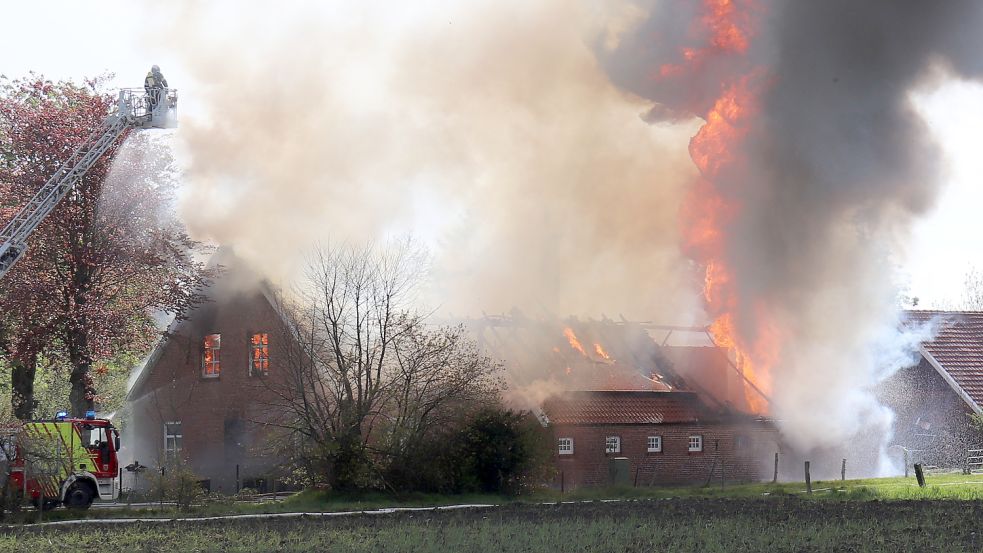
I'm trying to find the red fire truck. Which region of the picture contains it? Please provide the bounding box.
[7,412,121,510]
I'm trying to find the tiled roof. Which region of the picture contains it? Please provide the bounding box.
[542,391,702,425]
[906,310,983,409]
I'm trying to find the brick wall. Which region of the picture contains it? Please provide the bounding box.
[879,358,978,467]
[127,286,290,492]
[551,421,779,488]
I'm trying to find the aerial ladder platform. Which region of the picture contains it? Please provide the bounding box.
[0,88,177,280]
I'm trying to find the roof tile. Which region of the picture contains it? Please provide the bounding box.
[906,310,983,408]
[542,391,702,425]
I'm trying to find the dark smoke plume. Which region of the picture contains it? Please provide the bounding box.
[600,1,983,455]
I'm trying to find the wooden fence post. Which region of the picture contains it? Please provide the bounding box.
[903,449,909,478]
[841,458,846,481]
[773,452,779,483]
[914,463,926,488]
[804,461,812,494]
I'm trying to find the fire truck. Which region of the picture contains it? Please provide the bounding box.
[7,412,121,510]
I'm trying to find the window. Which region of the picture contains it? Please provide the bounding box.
[605,436,621,454]
[688,435,703,452]
[558,437,574,455]
[735,434,749,450]
[647,435,662,453]
[202,334,221,377]
[164,421,183,459]
[250,333,269,376]
[85,426,107,448]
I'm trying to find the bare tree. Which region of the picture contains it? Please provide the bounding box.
[378,324,503,463]
[265,241,502,490]
[961,266,983,311]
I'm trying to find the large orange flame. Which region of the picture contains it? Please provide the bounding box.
[563,327,588,357]
[672,0,775,414]
[594,343,612,361]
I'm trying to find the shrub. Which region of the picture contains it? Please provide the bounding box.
[148,463,206,511]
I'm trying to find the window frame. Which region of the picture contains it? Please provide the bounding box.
[647,435,662,453]
[558,437,574,455]
[605,435,621,454]
[164,421,183,459]
[202,333,221,378]
[688,434,703,452]
[249,332,270,377]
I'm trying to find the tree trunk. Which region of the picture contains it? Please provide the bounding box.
[69,365,94,417]
[10,352,37,420]
[67,327,95,417]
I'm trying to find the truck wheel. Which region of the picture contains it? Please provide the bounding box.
[64,483,95,510]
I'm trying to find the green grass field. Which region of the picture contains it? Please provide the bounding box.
[4,474,983,552]
[13,471,983,523]
[4,497,983,552]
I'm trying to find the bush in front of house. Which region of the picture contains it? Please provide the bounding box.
[447,407,555,495]
[147,462,207,511]
[385,406,554,495]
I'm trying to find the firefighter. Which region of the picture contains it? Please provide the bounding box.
[144,64,168,111]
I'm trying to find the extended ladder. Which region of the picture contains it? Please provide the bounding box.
[0,88,177,280]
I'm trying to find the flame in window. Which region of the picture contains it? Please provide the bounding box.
[251,333,269,375]
[203,334,221,376]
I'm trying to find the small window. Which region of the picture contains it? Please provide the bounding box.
[558,437,574,455]
[688,435,703,452]
[735,434,749,450]
[164,421,183,459]
[202,334,221,378]
[250,333,269,376]
[85,426,107,448]
[647,435,662,453]
[605,436,621,454]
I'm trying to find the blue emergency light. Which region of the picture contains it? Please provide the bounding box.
[85,410,96,420]
[55,411,68,420]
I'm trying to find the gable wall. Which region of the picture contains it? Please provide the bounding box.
[127,288,292,492]
[879,357,978,466]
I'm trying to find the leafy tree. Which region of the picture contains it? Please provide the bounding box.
[444,408,553,494]
[385,406,554,494]
[0,76,210,417]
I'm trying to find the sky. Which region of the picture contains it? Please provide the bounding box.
[2,0,982,310]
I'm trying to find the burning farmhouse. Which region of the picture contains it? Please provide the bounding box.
[122,249,780,490]
[125,249,289,493]
[466,316,779,488]
[120,247,983,490]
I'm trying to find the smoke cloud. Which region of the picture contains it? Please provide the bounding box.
[601,1,983,453]
[141,0,701,322]
[138,0,983,461]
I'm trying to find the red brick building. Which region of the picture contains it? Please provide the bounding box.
[541,366,777,488]
[125,250,289,492]
[880,311,983,468]
[469,316,779,488]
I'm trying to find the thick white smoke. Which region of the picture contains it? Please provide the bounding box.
[139,0,702,322]
[135,1,981,465]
